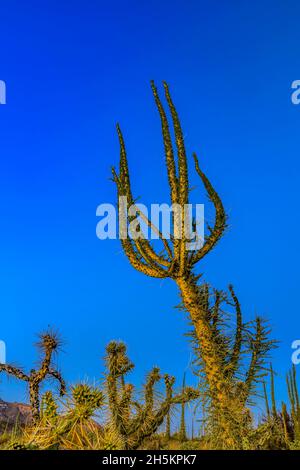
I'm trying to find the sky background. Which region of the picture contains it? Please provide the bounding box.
[0,0,300,428]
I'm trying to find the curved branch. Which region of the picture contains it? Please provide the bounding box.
[190,153,227,265]
[227,285,243,379]
[0,364,29,382]
[48,368,67,396]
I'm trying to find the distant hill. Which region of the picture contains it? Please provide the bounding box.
[0,399,31,431]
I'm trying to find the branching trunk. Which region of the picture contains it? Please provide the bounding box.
[111,82,276,448]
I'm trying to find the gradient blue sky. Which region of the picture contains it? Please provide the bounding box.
[0,0,300,418]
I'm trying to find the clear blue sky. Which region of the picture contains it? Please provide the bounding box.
[0,0,300,418]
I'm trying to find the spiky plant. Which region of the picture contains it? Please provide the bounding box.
[0,331,66,423]
[56,384,105,449]
[165,407,171,440]
[111,85,275,446]
[179,372,187,442]
[41,391,58,422]
[23,383,105,450]
[104,341,199,450]
[260,364,297,449]
[189,284,276,448]
[286,364,300,441]
[270,363,277,419]
[281,402,291,444]
[263,381,270,419]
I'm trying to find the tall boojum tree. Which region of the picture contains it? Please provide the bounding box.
[111,82,275,446]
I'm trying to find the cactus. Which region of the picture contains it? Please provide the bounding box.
[263,381,270,419]
[70,383,104,421]
[179,372,187,442]
[41,391,58,422]
[286,364,300,441]
[29,383,105,450]
[111,82,276,447]
[270,363,277,419]
[281,402,290,444]
[0,335,198,450]
[262,365,298,449]
[0,331,66,423]
[104,341,199,450]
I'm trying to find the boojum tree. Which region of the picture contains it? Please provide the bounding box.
[111,81,274,445]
